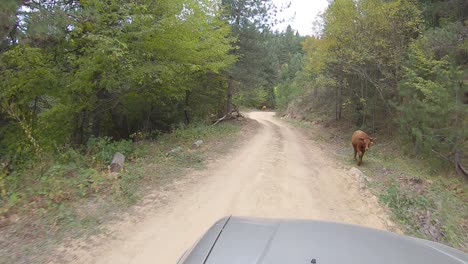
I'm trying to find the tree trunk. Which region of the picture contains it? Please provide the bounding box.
[454,81,464,176]
[362,78,366,126]
[110,152,125,173]
[184,90,191,125]
[227,76,234,113]
[335,85,339,121]
[32,96,38,130]
[372,95,376,135]
[92,89,110,137]
[0,2,21,52]
[144,106,153,132]
[74,110,87,145]
[338,83,343,120]
[267,86,275,108]
[92,112,101,137]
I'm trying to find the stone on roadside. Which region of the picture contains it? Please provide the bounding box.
[192,140,204,148]
[168,146,183,156]
[387,220,396,228]
[349,167,367,189]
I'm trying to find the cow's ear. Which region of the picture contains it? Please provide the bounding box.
[370,137,374,142]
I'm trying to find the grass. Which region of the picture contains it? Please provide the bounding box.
[372,156,468,249]
[285,117,468,252]
[0,120,244,264]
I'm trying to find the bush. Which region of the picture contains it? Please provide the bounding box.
[116,165,143,203]
[85,137,134,169]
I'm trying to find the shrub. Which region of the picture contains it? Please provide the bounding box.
[85,137,134,169]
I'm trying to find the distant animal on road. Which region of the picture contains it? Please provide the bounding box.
[351,130,374,166]
[261,105,267,110]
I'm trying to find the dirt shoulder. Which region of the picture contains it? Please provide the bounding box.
[284,117,468,252]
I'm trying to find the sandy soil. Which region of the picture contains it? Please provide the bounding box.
[56,111,395,264]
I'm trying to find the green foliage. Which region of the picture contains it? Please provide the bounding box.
[221,0,281,109]
[0,138,142,214]
[0,45,57,156]
[417,0,468,28]
[234,87,268,108]
[399,37,466,169]
[0,0,255,223]
[0,0,235,165]
[277,0,423,125]
[271,29,306,109]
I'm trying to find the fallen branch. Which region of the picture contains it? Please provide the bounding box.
[457,163,468,178]
[212,110,244,126]
[431,149,451,162]
[212,114,228,126]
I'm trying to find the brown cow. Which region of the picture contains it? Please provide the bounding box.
[352,130,374,166]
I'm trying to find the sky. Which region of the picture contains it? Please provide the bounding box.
[272,0,329,36]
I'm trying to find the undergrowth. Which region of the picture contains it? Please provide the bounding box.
[4,122,237,210]
[1,137,141,216]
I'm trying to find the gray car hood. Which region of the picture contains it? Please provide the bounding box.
[179,216,468,264]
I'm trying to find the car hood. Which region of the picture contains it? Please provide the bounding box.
[180,216,468,264]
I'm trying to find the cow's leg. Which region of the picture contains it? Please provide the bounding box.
[358,152,363,166]
[353,144,357,160]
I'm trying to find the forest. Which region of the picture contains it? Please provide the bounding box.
[276,0,467,176]
[0,0,303,213]
[0,0,468,259]
[0,0,467,217]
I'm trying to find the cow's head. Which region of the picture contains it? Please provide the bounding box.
[360,137,374,151]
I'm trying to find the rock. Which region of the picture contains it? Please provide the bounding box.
[386,220,396,228]
[359,178,366,189]
[192,140,204,148]
[349,167,367,189]
[167,146,183,156]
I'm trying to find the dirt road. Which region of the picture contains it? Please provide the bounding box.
[66,111,394,264]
